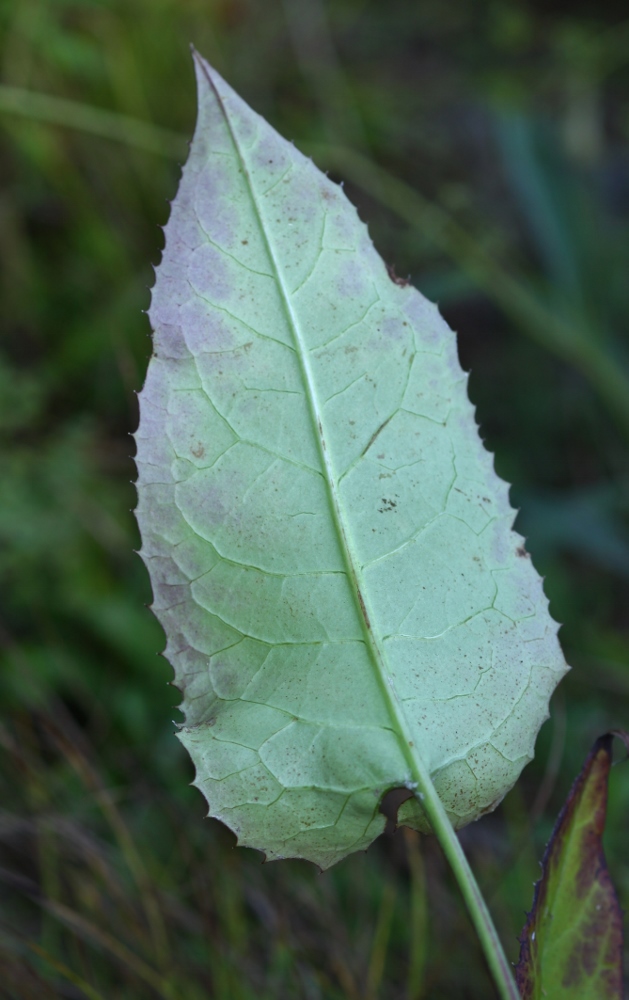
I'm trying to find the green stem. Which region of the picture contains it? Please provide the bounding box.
[410,782,520,1000]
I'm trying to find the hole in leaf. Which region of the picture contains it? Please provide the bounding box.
[379,786,414,833]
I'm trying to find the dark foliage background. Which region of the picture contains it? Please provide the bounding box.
[1,1,628,997]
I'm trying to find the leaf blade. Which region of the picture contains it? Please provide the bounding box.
[134,52,568,868]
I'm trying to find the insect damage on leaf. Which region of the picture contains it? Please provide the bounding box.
[133,50,569,869]
[516,731,627,1000]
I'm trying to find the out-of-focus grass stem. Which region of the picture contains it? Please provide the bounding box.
[365,882,396,1000]
[282,0,367,153]
[44,719,174,983]
[28,943,106,1000]
[0,85,186,158]
[40,897,175,999]
[4,85,629,440]
[404,829,428,1000]
[313,145,629,442]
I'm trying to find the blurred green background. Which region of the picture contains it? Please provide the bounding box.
[1,1,628,997]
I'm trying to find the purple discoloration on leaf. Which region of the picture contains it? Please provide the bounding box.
[180,300,237,354]
[334,257,372,299]
[150,272,189,327]
[188,242,234,301]
[154,322,190,361]
[194,163,241,247]
[516,731,627,999]
[252,131,292,179]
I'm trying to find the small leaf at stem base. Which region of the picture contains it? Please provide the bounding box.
[516,731,628,999]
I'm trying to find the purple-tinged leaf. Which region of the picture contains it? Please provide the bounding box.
[516,731,628,999]
[133,50,568,870]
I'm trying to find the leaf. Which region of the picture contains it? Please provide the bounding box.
[133,52,568,869]
[516,732,627,999]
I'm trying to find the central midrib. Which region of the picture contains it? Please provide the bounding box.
[201,59,430,797]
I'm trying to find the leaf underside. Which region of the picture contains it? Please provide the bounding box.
[134,52,568,869]
[516,732,627,999]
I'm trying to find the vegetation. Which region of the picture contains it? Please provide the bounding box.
[1,1,628,997]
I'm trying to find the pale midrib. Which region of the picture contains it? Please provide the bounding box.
[192,67,526,1000]
[199,61,431,798]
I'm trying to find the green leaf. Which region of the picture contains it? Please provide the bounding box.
[516,732,627,999]
[133,52,568,869]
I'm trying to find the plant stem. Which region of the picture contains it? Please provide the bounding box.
[410,783,520,1000]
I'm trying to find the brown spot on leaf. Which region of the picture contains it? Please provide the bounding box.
[378,497,398,513]
[386,263,411,287]
[477,796,502,817]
